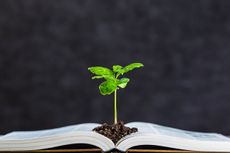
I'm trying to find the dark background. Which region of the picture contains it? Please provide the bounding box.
[1,0,230,135]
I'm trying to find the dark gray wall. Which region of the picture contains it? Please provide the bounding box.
[1,0,230,135]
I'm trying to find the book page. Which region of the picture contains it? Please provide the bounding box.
[0,123,115,152]
[125,122,230,141]
[0,123,100,140]
[116,122,230,152]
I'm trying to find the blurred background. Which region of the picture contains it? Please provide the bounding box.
[1,0,230,135]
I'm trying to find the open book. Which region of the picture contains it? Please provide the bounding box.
[0,122,230,152]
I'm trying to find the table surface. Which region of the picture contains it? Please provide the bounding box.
[0,149,221,153]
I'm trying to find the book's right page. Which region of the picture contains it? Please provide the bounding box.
[116,122,230,152]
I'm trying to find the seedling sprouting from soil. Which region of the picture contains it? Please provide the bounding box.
[88,63,144,124]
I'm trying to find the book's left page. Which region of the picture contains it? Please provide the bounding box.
[0,123,99,140]
[0,123,114,152]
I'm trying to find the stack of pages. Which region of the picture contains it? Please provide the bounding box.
[0,122,230,152]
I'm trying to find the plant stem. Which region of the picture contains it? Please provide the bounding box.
[114,89,117,124]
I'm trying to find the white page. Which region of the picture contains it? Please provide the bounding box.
[115,122,230,152]
[0,123,100,140]
[125,122,158,133]
[126,122,230,141]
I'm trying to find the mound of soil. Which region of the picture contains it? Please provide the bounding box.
[92,121,138,144]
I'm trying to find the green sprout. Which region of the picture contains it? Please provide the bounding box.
[88,62,144,124]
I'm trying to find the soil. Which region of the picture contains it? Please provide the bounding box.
[92,121,138,144]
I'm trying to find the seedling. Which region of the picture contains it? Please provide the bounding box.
[88,63,144,124]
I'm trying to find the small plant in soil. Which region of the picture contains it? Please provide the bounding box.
[88,63,144,143]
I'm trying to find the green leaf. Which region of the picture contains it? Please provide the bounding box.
[103,75,116,81]
[88,66,113,76]
[99,80,117,95]
[113,65,123,73]
[120,63,144,75]
[117,78,130,88]
[92,76,104,79]
[92,75,115,81]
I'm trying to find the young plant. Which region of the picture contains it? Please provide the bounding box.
[88,62,144,124]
